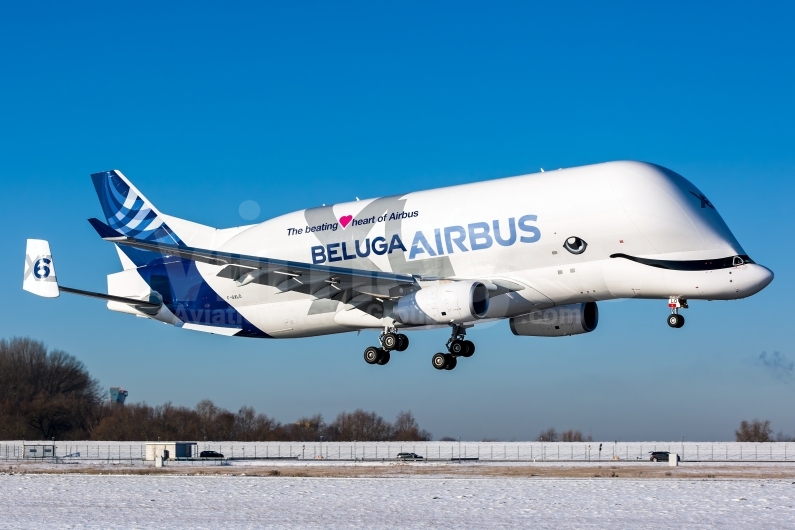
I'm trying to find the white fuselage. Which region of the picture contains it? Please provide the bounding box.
[132,160,771,338]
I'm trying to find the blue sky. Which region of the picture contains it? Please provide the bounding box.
[1,1,793,441]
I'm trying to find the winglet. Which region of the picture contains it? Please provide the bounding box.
[23,239,59,298]
[88,218,127,240]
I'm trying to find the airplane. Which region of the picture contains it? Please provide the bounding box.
[23,161,774,371]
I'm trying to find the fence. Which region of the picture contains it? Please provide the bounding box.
[1,441,795,463]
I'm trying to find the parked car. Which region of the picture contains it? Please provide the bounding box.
[648,451,680,462]
[397,452,424,460]
[200,450,224,458]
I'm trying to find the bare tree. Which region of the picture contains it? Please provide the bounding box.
[195,399,221,439]
[328,410,393,441]
[735,419,773,442]
[392,411,432,441]
[287,414,325,441]
[560,429,584,442]
[537,427,558,442]
[233,406,279,441]
[0,337,103,439]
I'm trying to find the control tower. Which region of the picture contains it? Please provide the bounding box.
[110,387,128,404]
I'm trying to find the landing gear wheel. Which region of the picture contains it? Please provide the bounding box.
[444,354,457,370]
[462,340,475,358]
[376,349,390,365]
[364,346,380,364]
[395,334,409,352]
[667,314,685,328]
[382,332,398,350]
[449,339,466,356]
[432,352,447,370]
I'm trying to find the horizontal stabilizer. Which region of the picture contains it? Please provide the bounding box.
[59,286,162,309]
[88,217,126,240]
[23,238,161,313]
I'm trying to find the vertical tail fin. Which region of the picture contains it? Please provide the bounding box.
[90,170,183,246]
[91,170,187,267]
[23,239,59,298]
[90,169,226,268]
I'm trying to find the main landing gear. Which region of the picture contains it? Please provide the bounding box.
[363,328,409,366]
[432,325,475,371]
[667,297,687,328]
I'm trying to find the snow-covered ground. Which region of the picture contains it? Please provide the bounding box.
[5,458,795,477]
[0,474,793,528]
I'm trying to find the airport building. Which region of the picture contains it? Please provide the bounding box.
[145,442,197,461]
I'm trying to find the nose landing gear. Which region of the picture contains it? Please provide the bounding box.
[667,297,687,328]
[667,314,685,328]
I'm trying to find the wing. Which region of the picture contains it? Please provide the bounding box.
[89,218,417,303]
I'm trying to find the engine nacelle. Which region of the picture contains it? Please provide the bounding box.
[394,281,490,325]
[509,302,598,337]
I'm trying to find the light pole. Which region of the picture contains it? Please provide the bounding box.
[458,437,461,464]
[318,421,326,460]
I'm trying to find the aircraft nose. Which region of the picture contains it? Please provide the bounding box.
[749,263,774,292]
[756,264,774,289]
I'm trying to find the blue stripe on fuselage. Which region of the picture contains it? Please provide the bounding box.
[126,251,268,338]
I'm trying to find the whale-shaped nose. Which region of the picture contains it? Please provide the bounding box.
[750,264,774,292]
[758,265,775,290]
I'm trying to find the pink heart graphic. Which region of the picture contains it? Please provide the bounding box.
[339,215,353,228]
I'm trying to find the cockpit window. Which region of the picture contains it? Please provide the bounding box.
[725,255,754,267]
[733,255,754,266]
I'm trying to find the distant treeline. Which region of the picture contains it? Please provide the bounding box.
[0,337,431,442]
[536,427,592,443]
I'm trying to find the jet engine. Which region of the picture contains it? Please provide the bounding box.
[509,302,598,337]
[394,281,490,325]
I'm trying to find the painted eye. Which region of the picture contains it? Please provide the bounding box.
[563,237,587,255]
